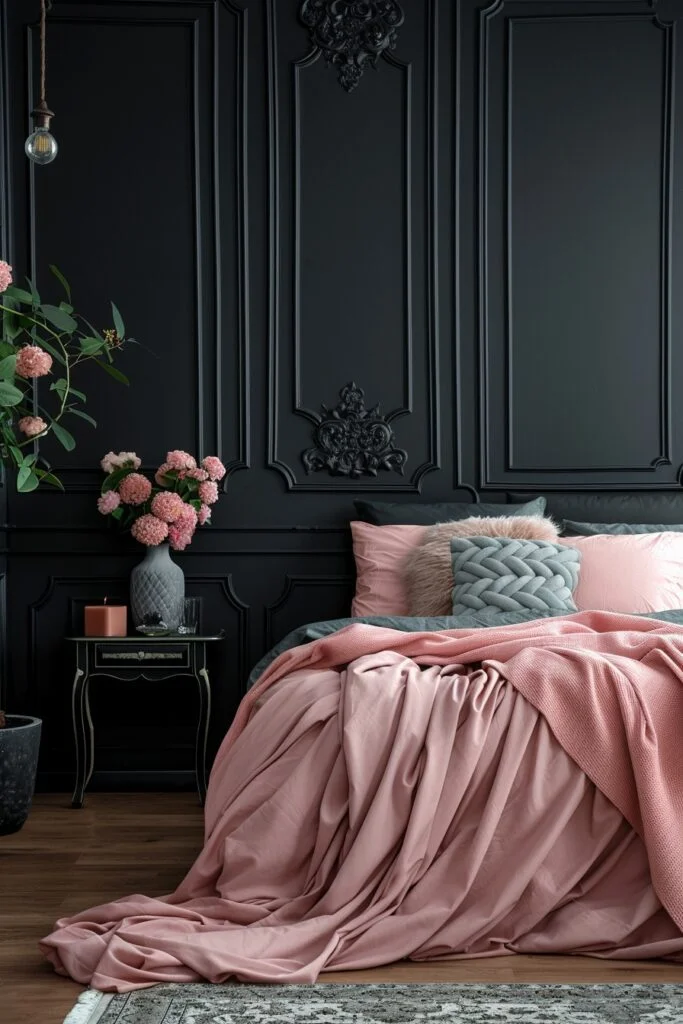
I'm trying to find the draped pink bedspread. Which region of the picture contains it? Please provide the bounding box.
[41,611,683,991]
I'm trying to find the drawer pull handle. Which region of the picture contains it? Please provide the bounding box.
[100,651,185,661]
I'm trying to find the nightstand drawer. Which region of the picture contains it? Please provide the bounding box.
[94,643,190,669]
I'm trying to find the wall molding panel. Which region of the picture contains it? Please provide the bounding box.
[293,50,414,424]
[266,0,440,492]
[472,0,681,490]
[22,1,250,492]
[217,0,251,480]
[264,573,355,650]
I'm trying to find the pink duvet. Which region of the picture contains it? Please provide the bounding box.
[41,611,683,991]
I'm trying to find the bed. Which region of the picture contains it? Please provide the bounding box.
[39,493,683,991]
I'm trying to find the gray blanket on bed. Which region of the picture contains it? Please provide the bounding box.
[247,607,683,688]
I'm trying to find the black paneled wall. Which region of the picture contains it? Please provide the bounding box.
[0,0,681,787]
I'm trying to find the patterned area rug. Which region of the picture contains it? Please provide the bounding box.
[62,982,683,1024]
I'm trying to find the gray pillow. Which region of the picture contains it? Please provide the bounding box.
[354,497,546,526]
[563,520,683,536]
[508,492,683,525]
[451,536,581,616]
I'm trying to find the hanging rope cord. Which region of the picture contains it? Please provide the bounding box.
[39,0,47,106]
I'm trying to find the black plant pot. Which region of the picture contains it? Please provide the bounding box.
[0,716,41,836]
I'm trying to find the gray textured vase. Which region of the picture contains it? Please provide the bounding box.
[130,542,185,631]
[0,715,41,836]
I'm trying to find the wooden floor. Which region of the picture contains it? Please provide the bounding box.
[1,795,682,1024]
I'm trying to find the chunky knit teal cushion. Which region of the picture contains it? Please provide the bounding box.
[451,537,581,615]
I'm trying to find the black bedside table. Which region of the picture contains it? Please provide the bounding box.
[66,633,225,808]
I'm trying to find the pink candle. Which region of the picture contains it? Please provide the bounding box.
[84,601,127,637]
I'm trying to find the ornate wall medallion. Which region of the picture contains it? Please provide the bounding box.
[299,0,405,92]
[302,382,407,477]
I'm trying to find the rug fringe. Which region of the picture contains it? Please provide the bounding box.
[62,988,111,1024]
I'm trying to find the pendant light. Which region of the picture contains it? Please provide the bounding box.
[25,0,57,165]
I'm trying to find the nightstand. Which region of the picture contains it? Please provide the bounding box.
[66,633,225,808]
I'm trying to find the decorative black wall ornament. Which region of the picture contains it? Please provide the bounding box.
[302,383,408,478]
[299,0,405,92]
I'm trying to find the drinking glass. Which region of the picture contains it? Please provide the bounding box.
[178,597,199,635]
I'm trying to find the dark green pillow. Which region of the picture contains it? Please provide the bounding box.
[354,497,546,526]
[562,520,683,536]
[508,492,683,525]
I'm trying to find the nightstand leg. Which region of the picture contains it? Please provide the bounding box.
[71,668,87,808]
[195,667,211,805]
[83,676,95,788]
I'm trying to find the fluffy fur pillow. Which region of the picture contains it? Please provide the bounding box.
[402,515,560,616]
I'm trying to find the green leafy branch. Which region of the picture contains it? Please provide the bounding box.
[0,264,133,492]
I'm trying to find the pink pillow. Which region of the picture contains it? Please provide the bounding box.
[560,533,683,613]
[350,522,425,616]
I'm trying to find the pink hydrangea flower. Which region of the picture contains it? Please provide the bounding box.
[131,514,168,546]
[168,523,194,551]
[177,505,198,530]
[97,490,121,515]
[165,450,196,471]
[15,344,52,378]
[100,451,141,474]
[201,456,226,482]
[186,467,208,482]
[197,503,211,526]
[154,462,173,485]
[151,491,186,523]
[17,415,47,438]
[167,504,198,552]
[198,480,218,505]
[168,506,196,549]
[118,472,152,505]
[0,261,13,293]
